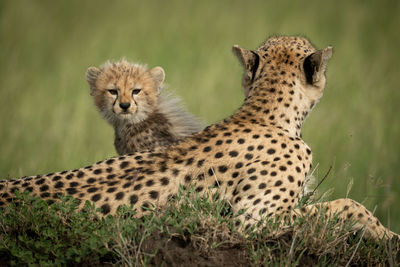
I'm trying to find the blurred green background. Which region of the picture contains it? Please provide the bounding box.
[0,0,399,231]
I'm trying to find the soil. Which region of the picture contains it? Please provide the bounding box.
[142,231,250,267]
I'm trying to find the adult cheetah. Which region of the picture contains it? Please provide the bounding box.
[0,36,398,241]
[86,60,203,155]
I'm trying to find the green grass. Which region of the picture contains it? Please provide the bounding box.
[1,189,398,266]
[0,0,399,234]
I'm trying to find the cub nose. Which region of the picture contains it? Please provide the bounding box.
[119,102,131,110]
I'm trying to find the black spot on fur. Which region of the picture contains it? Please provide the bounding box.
[70,182,79,187]
[203,146,211,152]
[243,184,251,191]
[273,195,280,200]
[186,157,194,166]
[120,161,129,169]
[107,187,116,193]
[247,168,256,174]
[229,151,238,157]
[195,186,204,192]
[129,195,137,205]
[35,178,45,185]
[149,191,159,199]
[215,152,223,158]
[172,169,180,176]
[107,174,116,180]
[67,188,78,195]
[141,202,150,212]
[39,185,49,192]
[55,182,64,188]
[134,184,142,191]
[52,176,62,181]
[37,189,50,197]
[160,177,169,185]
[245,153,253,160]
[106,159,115,165]
[216,140,223,145]
[235,162,243,169]
[101,204,111,215]
[88,187,98,193]
[93,169,102,174]
[91,194,101,202]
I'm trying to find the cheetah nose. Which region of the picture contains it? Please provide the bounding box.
[119,102,131,110]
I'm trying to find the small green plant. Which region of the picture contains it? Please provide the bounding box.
[0,188,398,266]
[0,191,115,265]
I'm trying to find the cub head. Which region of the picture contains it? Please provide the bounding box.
[86,60,165,124]
[233,36,332,112]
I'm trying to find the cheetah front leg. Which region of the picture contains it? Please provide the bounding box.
[230,185,399,242]
[290,198,399,241]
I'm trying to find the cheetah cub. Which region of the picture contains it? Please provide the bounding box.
[86,60,203,155]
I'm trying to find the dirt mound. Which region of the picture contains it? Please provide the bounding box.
[142,231,249,267]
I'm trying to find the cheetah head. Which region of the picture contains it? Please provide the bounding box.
[86,60,165,124]
[233,36,332,112]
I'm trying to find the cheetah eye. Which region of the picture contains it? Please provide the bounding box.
[132,88,142,95]
[108,89,118,96]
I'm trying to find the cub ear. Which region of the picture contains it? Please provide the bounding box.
[232,45,260,83]
[86,67,101,95]
[303,46,333,85]
[149,66,165,89]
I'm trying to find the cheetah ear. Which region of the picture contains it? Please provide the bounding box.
[86,67,101,95]
[232,45,260,84]
[149,66,165,91]
[303,46,333,85]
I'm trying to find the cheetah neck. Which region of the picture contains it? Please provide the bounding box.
[235,85,311,138]
[115,112,168,134]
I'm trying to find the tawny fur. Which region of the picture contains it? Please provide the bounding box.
[0,36,398,242]
[86,60,203,155]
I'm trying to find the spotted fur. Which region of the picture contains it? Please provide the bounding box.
[86,60,203,155]
[1,36,398,241]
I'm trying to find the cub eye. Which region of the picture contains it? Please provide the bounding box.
[108,89,118,96]
[132,88,142,95]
